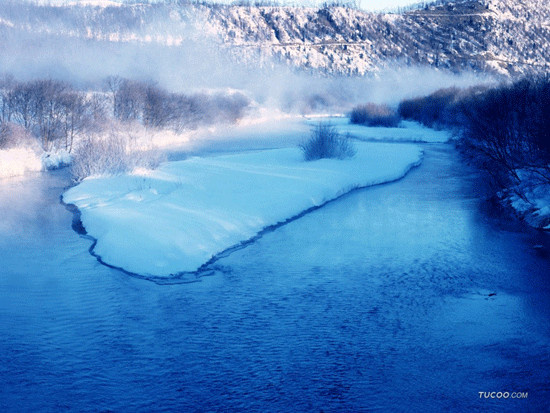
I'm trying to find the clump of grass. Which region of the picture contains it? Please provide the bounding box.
[350,103,400,127]
[300,123,356,161]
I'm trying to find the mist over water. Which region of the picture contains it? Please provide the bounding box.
[0,2,492,113]
[0,34,490,113]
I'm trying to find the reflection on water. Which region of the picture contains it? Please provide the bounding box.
[0,146,549,411]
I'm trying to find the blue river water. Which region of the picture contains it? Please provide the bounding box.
[0,144,549,412]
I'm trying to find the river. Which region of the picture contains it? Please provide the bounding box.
[0,144,549,412]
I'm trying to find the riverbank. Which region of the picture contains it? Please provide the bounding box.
[501,176,550,231]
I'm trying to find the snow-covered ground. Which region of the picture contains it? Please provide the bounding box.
[41,150,72,170]
[311,117,452,143]
[0,114,450,180]
[503,169,550,230]
[63,141,423,277]
[182,114,311,154]
[177,115,451,157]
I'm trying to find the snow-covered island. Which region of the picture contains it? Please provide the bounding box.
[63,140,423,277]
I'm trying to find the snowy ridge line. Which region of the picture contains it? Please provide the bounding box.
[60,153,423,283]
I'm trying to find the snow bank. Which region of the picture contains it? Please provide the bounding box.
[42,150,72,170]
[314,117,451,143]
[503,169,550,230]
[64,142,423,277]
[0,148,42,178]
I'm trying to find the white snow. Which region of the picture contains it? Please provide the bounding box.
[505,168,550,229]
[42,150,72,170]
[179,114,451,155]
[47,0,123,7]
[314,117,452,143]
[63,141,423,277]
[186,115,310,153]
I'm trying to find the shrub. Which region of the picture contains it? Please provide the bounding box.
[0,122,33,149]
[527,78,550,160]
[300,123,356,161]
[70,131,162,181]
[350,103,400,127]
[398,87,463,128]
[1,78,104,152]
[459,77,550,185]
[106,77,251,132]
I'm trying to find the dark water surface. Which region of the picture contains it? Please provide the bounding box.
[1,145,549,412]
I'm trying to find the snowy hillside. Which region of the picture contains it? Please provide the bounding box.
[0,0,549,77]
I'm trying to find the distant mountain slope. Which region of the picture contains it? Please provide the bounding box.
[0,0,548,77]
[205,0,550,76]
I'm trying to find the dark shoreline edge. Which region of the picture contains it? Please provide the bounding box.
[60,155,424,285]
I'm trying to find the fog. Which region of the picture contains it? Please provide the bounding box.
[0,33,490,114]
[0,1,492,114]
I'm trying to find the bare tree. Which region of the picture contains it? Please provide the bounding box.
[59,91,90,153]
[7,82,35,129]
[114,79,146,122]
[143,84,172,129]
[31,80,69,151]
[105,75,123,119]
